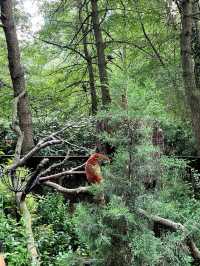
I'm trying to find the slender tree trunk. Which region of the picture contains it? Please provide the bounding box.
[90,0,111,108]
[79,2,98,114]
[0,0,34,154]
[9,92,40,266]
[179,0,200,153]
[19,199,40,266]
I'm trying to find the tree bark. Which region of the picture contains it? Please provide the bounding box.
[0,0,34,154]
[192,1,200,89]
[179,0,200,154]
[91,0,111,108]
[79,1,98,114]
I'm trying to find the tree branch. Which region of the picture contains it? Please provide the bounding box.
[37,37,87,60]
[39,163,86,181]
[9,139,62,171]
[134,1,166,67]
[43,181,90,194]
[38,151,70,178]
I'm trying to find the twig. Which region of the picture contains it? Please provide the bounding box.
[36,37,87,60]
[38,151,70,178]
[134,1,166,67]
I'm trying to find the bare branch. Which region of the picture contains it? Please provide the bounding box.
[8,122,73,171]
[69,12,91,46]
[43,181,89,194]
[39,163,86,182]
[50,0,65,18]
[9,139,62,171]
[106,40,155,57]
[38,151,70,178]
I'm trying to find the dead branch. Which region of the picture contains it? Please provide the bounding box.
[9,139,62,171]
[39,163,86,182]
[138,208,200,261]
[43,181,90,194]
[105,40,155,58]
[8,122,81,171]
[38,151,70,178]
[135,10,166,67]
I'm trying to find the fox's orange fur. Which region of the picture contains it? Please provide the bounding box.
[85,153,109,183]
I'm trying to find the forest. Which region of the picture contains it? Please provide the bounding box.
[1,0,200,265]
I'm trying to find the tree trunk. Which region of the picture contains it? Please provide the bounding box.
[91,0,111,108]
[192,1,200,89]
[0,0,34,154]
[8,89,40,266]
[79,2,98,114]
[19,199,40,266]
[179,0,200,154]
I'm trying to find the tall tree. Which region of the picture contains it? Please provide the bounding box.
[78,0,98,114]
[90,0,111,108]
[179,0,200,153]
[192,0,200,89]
[0,0,34,153]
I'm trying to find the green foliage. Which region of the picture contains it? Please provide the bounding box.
[132,230,192,266]
[73,197,134,266]
[161,122,197,156]
[71,122,200,265]
[34,193,88,266]
[1,0,200,265]
[0,185,29,265]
